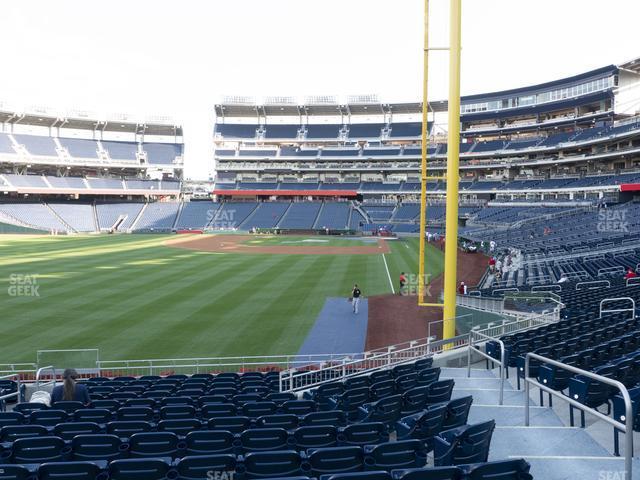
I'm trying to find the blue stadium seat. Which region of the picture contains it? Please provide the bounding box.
[38,460,105,480]
[74,408,112,424]
[441,397,473,430]
[301,411,347,427]
[160,405,197,420]
[128,431,180,458]
[91,400,120,412]
[267,393,297,405]
[255,414,299,430]
[11,436,68,463]
[29,409,68,427]
[464,459,533,479]
[321,472,391,480]
[242,450,304,479]
[425,380,455,405]
[116,407,154,422]
[433,421,495,466]
[158,418,203,436]
[0,464,33,480]
[175,454,237,480]
[358,395,403,424]
[363,439,428,470]
[199,395,231,406]
[307,446,364,476]
[54,422,102,441]
[339,422,389,446]
[52,401,85,413]
[0,424,48,442]
[292,425,338,450]
[108,458,171,480]
[202,403,238,418]
[207,416,252,434]
[0,412,24,427]
[416,368,441,387]
[106,420,152,437]
[185,430,236,455]
[242,401,278,418]
[391,466,463,480]
[162,396,196,407]
[240,427,289,452]
[71,434,127,461]
[282,400,317,416]
[13,402,48,414]
[395,403,448,450]
[370,381,397,400]
[395,374,419,393]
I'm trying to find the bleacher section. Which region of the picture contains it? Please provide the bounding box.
[49,204,95,232]
[13,134,58,156]
[278,203,322,229]
[133,203,180,232]
[96,203,144,232]
[175,202,218,230]
[242,202,290,229]
[315,202,351,230]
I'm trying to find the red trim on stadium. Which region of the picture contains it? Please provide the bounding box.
[212,189,358,197]
[620,183,640,192]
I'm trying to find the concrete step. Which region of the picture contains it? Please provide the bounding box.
[490,426,610,459]
[517,456,639,480]
[447,375,515,391]
[451,387,536,407]
[440,367,498,379]
[469,405,563,427]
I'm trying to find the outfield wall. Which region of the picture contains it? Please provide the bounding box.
[0,221,48,234]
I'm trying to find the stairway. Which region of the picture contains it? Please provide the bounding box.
[440,366,640,479]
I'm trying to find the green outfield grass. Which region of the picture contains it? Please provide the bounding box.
[0,234,444,363]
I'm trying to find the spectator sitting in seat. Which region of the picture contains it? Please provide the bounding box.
[557,273,569,284]
[51,368,90,406]
[624,268,637,280]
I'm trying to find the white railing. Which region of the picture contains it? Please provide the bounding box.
[279,333,470,393]
[600,297,635,319]
[467,330,505,405]
[524,353,634,480]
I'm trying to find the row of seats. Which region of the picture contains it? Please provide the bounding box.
[0,457,532,480]
[0,422,495,467]
[0,133,181,164]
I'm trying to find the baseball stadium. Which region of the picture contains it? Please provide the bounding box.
[0,1,639,479]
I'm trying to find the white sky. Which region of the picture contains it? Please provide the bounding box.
[1,0,639,180]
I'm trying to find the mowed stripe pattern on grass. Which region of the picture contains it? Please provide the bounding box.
[0,235,430,363]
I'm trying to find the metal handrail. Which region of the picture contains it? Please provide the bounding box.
[467,330,505,405]
[576,280,610,291]
[35,366,56,389]
[626,276,640,287]
[599,297,635,320]
[524,353,633,480]
[280,333,470,392]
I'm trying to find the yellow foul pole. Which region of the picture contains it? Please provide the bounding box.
[417,0,430,303]
[442,0,462,339]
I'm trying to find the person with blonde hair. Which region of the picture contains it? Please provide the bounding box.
[51,368,91,405]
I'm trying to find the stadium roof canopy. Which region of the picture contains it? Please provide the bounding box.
[0,101,182,136]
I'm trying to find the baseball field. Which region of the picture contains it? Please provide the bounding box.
[0,234,445,364]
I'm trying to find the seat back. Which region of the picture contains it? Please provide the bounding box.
[240,427,289,452]
[308,446,364,475]
[38,461,104,480]
[129,431,180,458]
[71,434,126,461]
[12,436,67,463]
[466,459,533,480]
[109,458,171,480]
[176,454,237,480]
[54,422,102,441]
[242,450,303,479]
[293,425,338,450]
[186,430,236,455]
